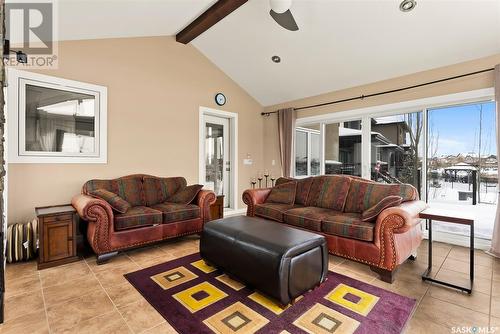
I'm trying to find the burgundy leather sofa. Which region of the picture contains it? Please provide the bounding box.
[72,174,216,263]
[243,175,427,282]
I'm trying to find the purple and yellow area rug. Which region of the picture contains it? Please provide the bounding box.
[125,253,415,334]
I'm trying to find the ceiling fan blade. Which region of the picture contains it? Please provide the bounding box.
[270,9,299,31]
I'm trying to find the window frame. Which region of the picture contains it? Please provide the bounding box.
[295,126,321,178]
[7,68,107,163]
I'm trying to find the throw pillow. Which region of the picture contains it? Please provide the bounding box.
[168,184,204,204]
[89,189,131,213]
[265,181,298,205]
[361,195,403,222]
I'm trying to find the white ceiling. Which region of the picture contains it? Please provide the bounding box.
[13,0,500,106]
[192,0,500,106]
[55,0,217,41]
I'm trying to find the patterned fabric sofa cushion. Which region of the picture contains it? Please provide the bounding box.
[344,179,418,213]
[89,189,131,213]
[361,195,402,222]
[151,202,201,224]
[283,207,337,232]
[84,176,146,207]
[321,213,374,242]
[168,184,203,204]
[306,175,352,211]
[143,176,187,206]
[83,179,115,193]
[273,177,314,205]
[265,181,297,204]
[114,176,146,207]
[255,203,301,222]
[114,206,163,231]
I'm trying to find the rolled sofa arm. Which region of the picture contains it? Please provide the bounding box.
[71,194,115,254]
[242,188,272,216]
[374,200,428,270]
[196,189,217,223]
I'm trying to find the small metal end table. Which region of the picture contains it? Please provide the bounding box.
[419,208,474,294]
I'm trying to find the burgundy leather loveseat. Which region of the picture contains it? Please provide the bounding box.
[243,175,427,282]
[72,174,216,263]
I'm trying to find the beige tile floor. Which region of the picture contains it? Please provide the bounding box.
[1,236,499,333]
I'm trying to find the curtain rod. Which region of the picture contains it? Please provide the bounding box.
[261,67,495,116]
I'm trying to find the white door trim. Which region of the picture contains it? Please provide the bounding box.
[199,106,238,210]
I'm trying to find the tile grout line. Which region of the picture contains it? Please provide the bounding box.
[412,244,453,324]
[38,269,53,334]
[83,258,136,334]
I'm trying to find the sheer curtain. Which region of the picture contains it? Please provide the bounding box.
[277,108,296,177]
[488,64,500,257]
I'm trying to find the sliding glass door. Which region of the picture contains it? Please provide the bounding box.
[427,101,497,239]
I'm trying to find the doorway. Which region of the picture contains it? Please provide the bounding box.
[199,107,238,210]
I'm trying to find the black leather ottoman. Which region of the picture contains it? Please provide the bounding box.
[200,216,328,305]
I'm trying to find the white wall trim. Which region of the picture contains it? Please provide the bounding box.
[296,88,495,126]
[199,106,238,210]
[6,68,108,164]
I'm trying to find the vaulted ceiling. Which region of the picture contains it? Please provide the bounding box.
[23,0,500,106]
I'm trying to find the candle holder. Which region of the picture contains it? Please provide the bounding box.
[251,177,257,189]
[270,177,276,187]
[257,172,263,188]
[264,171,270,187]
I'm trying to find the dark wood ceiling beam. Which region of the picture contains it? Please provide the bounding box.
[176,0,248,44]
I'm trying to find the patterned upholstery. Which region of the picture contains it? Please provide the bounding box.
[89,189,131,213]
[283,207,336,232]
[254,203,300,222]
[306,175,352,211]
[168,185,204,204]
[274,177,294,186]
[295,177,314,205]
[83,179,115,193]
[344,179,417,213]
[361,195,402,222]
[151,202,201,224]
[114,176,146,207]
[143,176,187,206]
[322,213,374,242]
[114,206,162,231]
[265,181,297,204]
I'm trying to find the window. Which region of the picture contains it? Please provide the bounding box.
[324,120,362,176]
[371,112,423,195]
[295,126,320,177]
[7,69,107,163]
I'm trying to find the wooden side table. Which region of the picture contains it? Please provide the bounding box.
[419,208,474,294]
[36,204,80,270]
[210,195,225,221]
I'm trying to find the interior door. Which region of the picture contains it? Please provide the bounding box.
[203,115,230,208]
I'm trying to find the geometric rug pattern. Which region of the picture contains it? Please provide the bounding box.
[125,253,416,334]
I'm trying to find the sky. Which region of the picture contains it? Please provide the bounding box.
[428,101,496,157]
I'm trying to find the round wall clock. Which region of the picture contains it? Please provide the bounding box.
[215,93,226,106]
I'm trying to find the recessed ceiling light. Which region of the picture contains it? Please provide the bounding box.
[400,0,417,12]
[271,55,281,63]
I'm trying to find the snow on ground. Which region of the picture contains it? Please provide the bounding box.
[428,181,497,239]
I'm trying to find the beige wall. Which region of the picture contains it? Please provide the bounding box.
[8,36,264,222]
[263,54,500,177]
